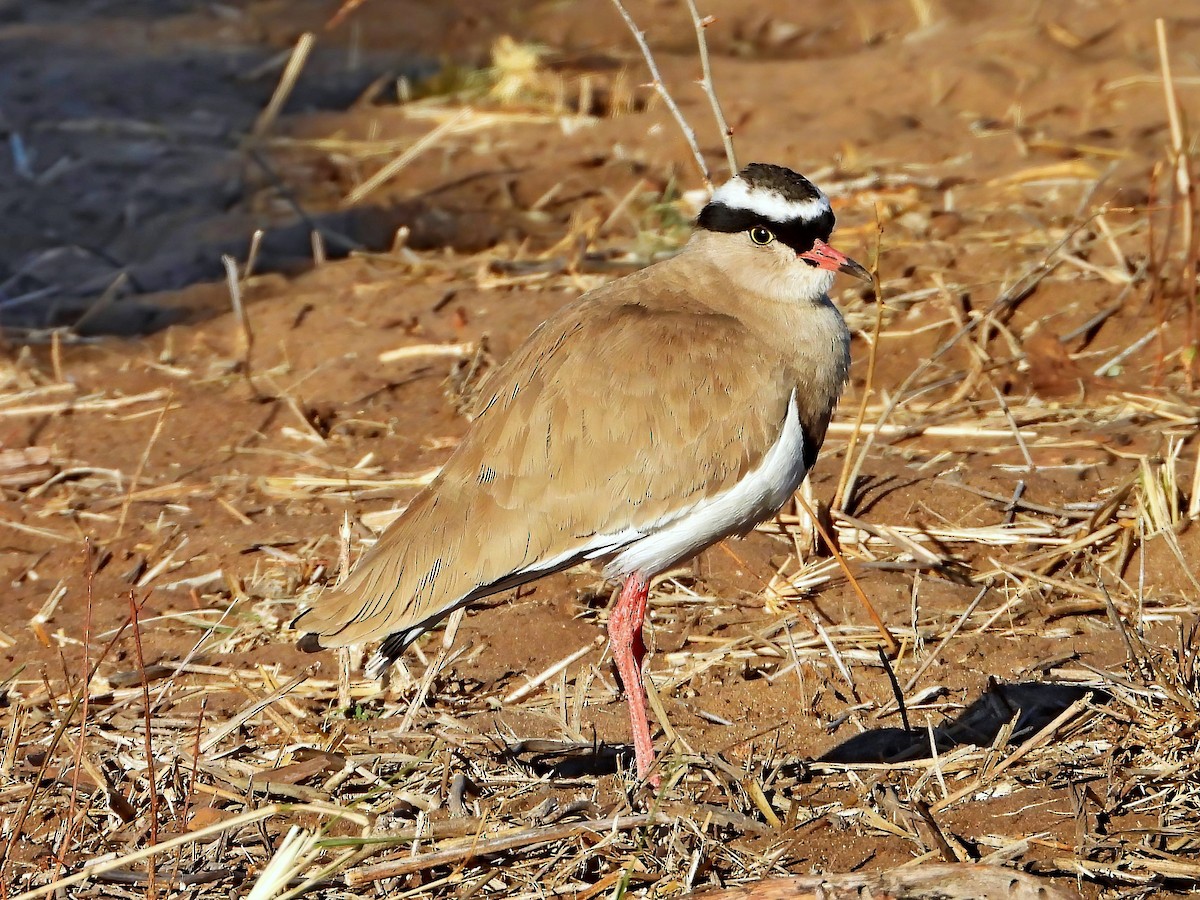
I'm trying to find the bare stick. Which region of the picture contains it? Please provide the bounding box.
[1092,324,1164,377]
[346,813,669,885]
[222,255,254,375]
[903,583,990,693]
[127,590,160,898]
[396,608,467,733]
[1157,19,1192,249]
[808,612,858,701]
[987,382,1035,472]
[253,32,315,137]
[609,0,711,188]
[503,637,603,704]
[792,490,900,655]
[57,546,95,883]
[683,0,737,176]
[834,206,885,511]
[1156,18,1198,384]
[244,229,264,281]
[115,392,172,539]
[326,0,369,30]
[336,512,353,587]
[343,108,471,206]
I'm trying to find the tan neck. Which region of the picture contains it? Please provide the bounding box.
[670,234,852,459]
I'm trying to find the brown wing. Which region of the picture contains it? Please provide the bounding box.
[296,278,794,652]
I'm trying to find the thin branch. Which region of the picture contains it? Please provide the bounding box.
[792,489,900,656]
[609,0,711,188]
[834,204,885,511]
[684,0,737,176]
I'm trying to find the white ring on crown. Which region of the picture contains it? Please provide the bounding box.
[709,177,830,224]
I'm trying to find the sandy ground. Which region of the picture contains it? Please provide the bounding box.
[2,1,1200,897]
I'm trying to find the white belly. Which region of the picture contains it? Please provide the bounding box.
[602,390,808,579]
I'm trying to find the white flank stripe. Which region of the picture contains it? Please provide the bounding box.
[604,390,808,579]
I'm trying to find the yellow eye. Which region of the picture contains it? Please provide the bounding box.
[749,225,775,245]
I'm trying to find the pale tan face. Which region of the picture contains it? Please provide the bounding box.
[694,230,837,304]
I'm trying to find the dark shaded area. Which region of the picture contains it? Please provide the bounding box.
[500,682,1109,781]
[817,680,1107,765]
[501,738,628,779]
[17,188,528,337]
[0,3,447,335]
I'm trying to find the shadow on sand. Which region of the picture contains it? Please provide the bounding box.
[499,680,1107,780]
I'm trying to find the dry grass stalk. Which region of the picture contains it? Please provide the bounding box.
[5,584,1200,896]
[1155,17,1198,382]
[114,394,172,539]
[503,637,604,704]
[343,109,472,206]
[0,389,167,419]
[346,813,670,885]
[252,33,315,138]
[222,254,254,375]
[378,342,477,365]
[792,489,899,655]
[834,207,886,513]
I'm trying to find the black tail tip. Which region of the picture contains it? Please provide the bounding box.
[297,633,324,653]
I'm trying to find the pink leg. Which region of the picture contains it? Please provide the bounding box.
[608,573,658,784]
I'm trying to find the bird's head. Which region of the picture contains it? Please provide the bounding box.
[694,163,870,303]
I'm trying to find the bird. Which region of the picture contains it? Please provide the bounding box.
[295,162,871,782]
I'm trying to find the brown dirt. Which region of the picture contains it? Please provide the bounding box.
[2,0,1200,897]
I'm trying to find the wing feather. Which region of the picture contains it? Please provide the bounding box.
[296,277,795,652]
